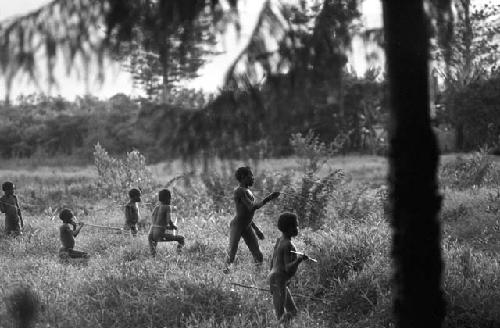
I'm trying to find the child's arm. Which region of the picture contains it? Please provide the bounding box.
[73,222,84,237]
[251,222,264,240]
[262,191,280,205]
[165,206,177,230]
[15,196,23,228]
[269,238,279,271]
[236,189,263,211]
[283,243,307,276]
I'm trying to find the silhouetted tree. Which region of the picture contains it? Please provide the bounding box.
[383,0,447,327]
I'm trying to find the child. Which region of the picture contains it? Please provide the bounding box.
[224,166,280,272]
[58,209,89,259]
[268,212,308,323]
[124,188,141,236]
[148,189,185,257]
[0,181,23,236]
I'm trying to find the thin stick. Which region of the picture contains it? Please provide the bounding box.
[230,282,330,304]
[290,251,318,263]
[231,282,270,292]
[83,223,124,231]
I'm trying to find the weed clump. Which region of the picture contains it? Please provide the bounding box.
[440,149,496,190]
[93,143,153,199]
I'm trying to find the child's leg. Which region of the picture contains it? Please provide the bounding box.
[68,249,89,259]
[241,225,263,263]
[130,224,138,237]
[148,233,157,257]
[6,218,21,236]
[158,233,185,248]
[226,220,243,264]
[269,275,286,320]
[59,247,70,259]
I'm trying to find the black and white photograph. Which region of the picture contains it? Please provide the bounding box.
[0,0,498,327]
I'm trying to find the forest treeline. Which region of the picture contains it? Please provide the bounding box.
[2,67,500,162]
[0,72,387,162]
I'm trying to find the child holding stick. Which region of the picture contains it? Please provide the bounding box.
[58,209,89,259]
[268,212,309,323]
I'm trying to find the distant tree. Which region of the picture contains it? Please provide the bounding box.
[112,2,217,101]
[434,0,500,148]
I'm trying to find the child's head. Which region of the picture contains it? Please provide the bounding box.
[2,181,15,195]
[277,212,299,237]
[59,208,75,223]
[128,188,141,202]
[158,189,171,204]
[235,166,254,186]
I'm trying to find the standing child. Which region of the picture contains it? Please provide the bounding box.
[268,212,309,323]
[58,209,89,259]
[224,166,280,273]
[124,188,141,236]
[148,189,185,257]
[0,181,23,236]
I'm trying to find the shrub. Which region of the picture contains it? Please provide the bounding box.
[290,130,339,174]
[93,143,153,199]
[440,148,495,190]
[285,131,345,229]
[281,170,344,229]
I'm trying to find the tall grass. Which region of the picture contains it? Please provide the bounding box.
[0,155,498,327]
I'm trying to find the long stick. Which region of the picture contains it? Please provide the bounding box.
[231,282,270,292]
[230,283,330,304]
[83,223,123,231]
[290,251,318,263]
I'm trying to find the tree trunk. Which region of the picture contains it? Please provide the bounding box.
[382,1,445,327]
[461,0,472,79]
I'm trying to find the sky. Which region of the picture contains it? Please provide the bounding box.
[0,0,386,101]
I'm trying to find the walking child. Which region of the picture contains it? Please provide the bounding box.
[58,209,89,259]
[224,166,280,273]
[268,212,309,323]
[148,189,185,257]
[124,188,141,236]
[0,181,23,236]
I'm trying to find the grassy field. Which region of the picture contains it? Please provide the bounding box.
[0,154,498,328]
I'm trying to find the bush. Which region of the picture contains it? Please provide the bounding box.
[281,170,344,229]
[290,131,339,173]
[444,75,500,150]
[284,131,345,229]
[440,149,496,190]
[93,143,153,199]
